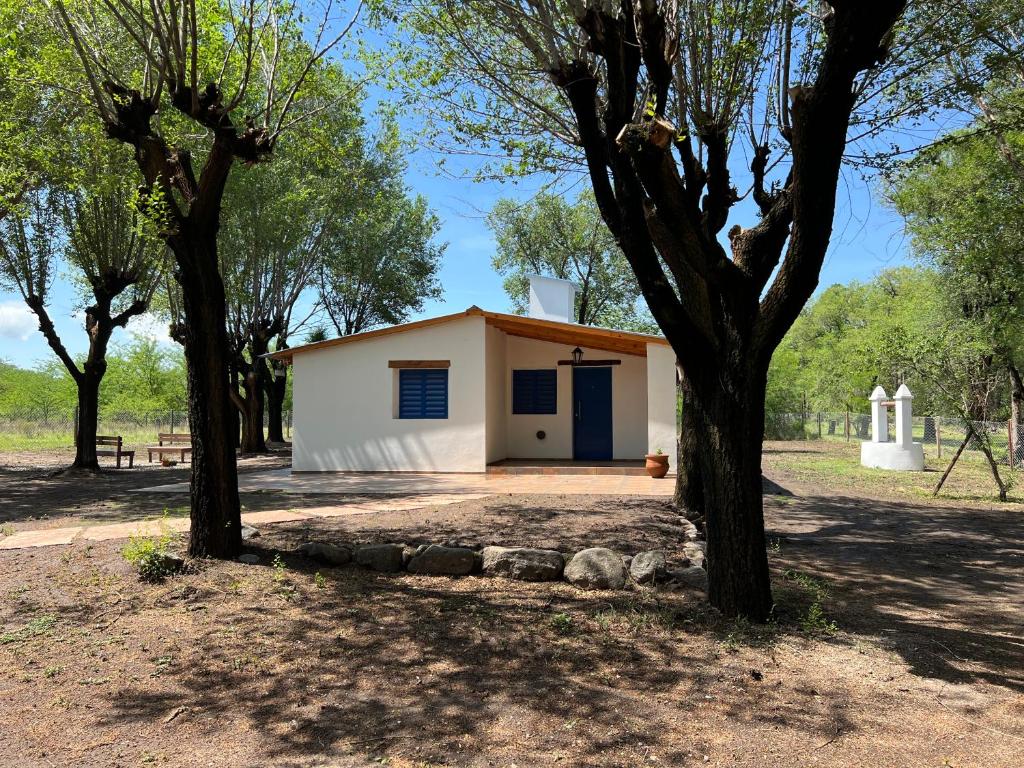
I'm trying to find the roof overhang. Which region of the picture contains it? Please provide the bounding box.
[266,307,670,363]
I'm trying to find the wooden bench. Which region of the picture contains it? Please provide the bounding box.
[96,435,135,469]
[147,433,192,463]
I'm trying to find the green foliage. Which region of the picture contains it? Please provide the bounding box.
[782,569,837,636]
[122,520,180,581]
[0,614,56,645]
[765,266,991,419]
[99,339,186,412]
[0,338,186,415]
[488,191,656,332]
[549,612,574,635]
[889,121,1024,387]
[317,133,446,336]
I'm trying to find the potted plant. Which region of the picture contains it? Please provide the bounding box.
[644,449,670,479]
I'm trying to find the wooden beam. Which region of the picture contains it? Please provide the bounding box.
[388,360,451,369]
[557,359,622,366]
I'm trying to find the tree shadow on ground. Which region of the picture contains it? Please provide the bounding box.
[763,492,1024,693]
[92,563,854,766]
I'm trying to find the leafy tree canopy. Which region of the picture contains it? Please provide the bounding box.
[488,190,656,332]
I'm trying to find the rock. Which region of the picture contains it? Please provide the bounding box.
[480,546,565,582]
[240,524,260,540]
[238,553,260,564]
[563,547,627,590]
[670,565,708,592]
[681,520,702,541]
[683,541,706,568]
[406,544,477,576]
[762,476,794,497]
[353,543,405,573]
[296,541,351,566]
[402,544,428,567]
[154,553,185,574]
[630,550,668,584]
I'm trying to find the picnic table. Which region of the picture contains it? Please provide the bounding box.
[147,433,192,463]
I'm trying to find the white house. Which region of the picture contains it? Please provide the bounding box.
[270,276,677,473]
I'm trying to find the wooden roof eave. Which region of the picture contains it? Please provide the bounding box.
[265,306,669,363]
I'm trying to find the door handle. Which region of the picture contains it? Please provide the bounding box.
[576,403,581,420]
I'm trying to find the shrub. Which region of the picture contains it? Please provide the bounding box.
[122,521,181,581]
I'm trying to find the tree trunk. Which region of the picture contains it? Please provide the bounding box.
[1009,367,1023,464]
[688,361,773,622]
[72,369,102,470]
[174,232,242,560]
[238,369,268,454]
[674,366,704,522]
[266,364,287,443]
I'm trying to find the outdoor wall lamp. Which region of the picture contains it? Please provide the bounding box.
[571,347,583,366]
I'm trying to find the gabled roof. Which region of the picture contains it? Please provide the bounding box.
[268,306,670,362]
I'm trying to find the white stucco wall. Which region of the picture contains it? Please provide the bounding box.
[292,316,487,472]
[484,325,507,463]
[502,335,649,460]
[646,343,678,461]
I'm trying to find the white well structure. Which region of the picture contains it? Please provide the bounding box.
[860,384,925,471]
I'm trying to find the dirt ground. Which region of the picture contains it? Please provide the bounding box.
[0,442,1022,767]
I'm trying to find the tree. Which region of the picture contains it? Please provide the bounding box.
[488,191,655,331]
[404,1,915,619]
[53,0,364,557]
[318,140,444,336]
[0,177,158,469]
[219,83,365,451]
[890,115,1024,477]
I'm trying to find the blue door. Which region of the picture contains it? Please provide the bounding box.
[573,367,613,460]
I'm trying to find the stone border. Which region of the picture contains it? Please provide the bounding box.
[253,519,708,593]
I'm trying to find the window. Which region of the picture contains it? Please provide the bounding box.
[398,369,448,419]
[512,369,557,415]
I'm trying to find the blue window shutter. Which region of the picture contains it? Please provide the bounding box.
[399,369,448,419]
[512,369,557,414]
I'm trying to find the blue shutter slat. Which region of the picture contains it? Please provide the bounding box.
[512,369,557,415]
[399,369,448,419]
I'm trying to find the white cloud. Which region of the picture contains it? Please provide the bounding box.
[0,301,37,341]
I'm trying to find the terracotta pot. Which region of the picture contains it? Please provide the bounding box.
[644,453,670,479]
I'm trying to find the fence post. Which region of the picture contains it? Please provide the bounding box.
[817,412,822,439]
[936,421,942,459]
[170,409,175,434]
[1009,419,1015,470]
[73,406,79,447]
[845,411,850,442]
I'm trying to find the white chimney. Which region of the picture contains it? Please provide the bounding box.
[527,274,577,323]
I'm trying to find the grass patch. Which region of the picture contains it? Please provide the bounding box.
[0,614,57,645]
[121,515,181,581]
[549,612,575,635]
[781,569,838,636]
[763,439,1024,504]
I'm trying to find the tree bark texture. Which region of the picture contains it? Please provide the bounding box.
[266,360,288,443]
[237,368,268,454]
[674,366,704,521]
[174,231,243,558]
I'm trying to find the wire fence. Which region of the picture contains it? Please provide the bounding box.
[0,407,292,451]
[765,411,1024,467]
